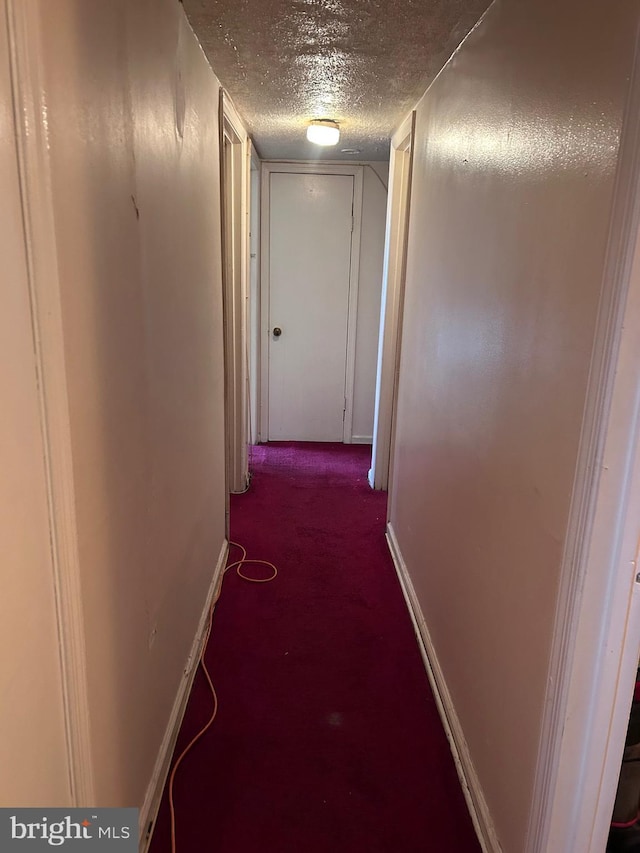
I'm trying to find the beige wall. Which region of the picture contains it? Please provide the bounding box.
[0,1,70,807]
[352,162,389,441]
[37,0,226,807]
[388,0,638,850]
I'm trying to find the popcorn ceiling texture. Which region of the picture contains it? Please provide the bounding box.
[183,0,492,161]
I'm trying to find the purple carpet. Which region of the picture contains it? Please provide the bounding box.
[149,442,481,852]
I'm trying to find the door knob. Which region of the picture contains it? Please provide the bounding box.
[273,327,282,337]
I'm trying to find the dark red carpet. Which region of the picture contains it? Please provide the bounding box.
[149,442,480,853]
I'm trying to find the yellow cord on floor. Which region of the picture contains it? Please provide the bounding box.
[168,541,277,853]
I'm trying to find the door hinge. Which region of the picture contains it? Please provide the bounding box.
[351,215,354,233]
[343,397,347,421]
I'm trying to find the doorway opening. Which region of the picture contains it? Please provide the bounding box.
[234,155,392,493]
[259,163,364,443]
[370,113,415,493]
[220,92,250,497]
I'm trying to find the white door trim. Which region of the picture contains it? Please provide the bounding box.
[370,113,415,490]
[6,0,95,805]
[220,90,250,493]
[259,162,364,443]
[343,167,364,444]
[526,31,640,852]
[248,148,261,446]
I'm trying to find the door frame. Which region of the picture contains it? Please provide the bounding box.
[526,33,640,852]
[220,90,250,494]
[6,0,95,805]
[370,113,415,491]
[259,162,364,443]
[248,151,261,446]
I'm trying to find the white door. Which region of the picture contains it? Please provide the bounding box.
[268,171,354,441]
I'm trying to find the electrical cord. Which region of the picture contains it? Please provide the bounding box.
[167,541,277,853]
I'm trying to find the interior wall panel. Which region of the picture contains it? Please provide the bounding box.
[388,1,639,849]
[37,0,226,807]
[352,162,389,441]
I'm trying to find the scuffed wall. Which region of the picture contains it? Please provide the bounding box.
[38,0,226,807]
[388,0,639,849]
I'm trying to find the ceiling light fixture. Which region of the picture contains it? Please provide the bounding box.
[306,119,340,146]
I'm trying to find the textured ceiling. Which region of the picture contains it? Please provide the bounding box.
[183,0,492,161]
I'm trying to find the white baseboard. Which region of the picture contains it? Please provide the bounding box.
[367,467,375,488]
[385,523,501,853]
[351,434,373,445]
[139,538,229,851]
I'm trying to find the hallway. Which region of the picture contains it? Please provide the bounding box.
[149,444,480,852]
[4,2,640,851]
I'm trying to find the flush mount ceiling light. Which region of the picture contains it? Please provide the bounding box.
[306,119,340,146]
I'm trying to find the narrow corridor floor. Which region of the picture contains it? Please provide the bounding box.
[149,442,481,853]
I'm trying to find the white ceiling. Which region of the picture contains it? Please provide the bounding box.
[183,0,492,161]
